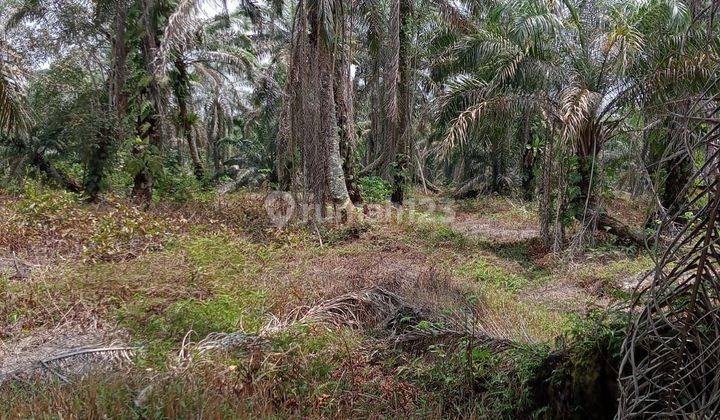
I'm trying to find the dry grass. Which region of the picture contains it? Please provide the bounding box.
[0,188,647,417]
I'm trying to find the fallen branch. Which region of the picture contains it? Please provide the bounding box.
[596,210,653,248]
[359,155,384,177]
[1,346,138,385]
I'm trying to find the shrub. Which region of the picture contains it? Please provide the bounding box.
[13,180,80,224]
[359,176,392,203]
[154,170,204,203]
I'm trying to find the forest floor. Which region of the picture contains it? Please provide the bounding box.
[0,184,653,418]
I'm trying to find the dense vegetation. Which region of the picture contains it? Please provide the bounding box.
[1,0,719,418]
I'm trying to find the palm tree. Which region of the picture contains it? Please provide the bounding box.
[389,0,413,204]
[156,0,258,182]
[430,0,561,186]
[279,0,353,213]
[0,40,30,136]
[430,0,701,246]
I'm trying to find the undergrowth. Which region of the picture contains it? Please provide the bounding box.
[1,190,645,418]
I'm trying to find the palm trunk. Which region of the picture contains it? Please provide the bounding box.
[661,153,691,217]
[131,93,158,203]
[573,123,649,247]
[305,2,351,211]
[539,126,554,248]
[319,40,350,208]
[174,59,204,180]
[390,0,412,204]
[33,152,83,193]
[132,0,165,204]
[333,1,362,204]
[366,7,383,168]
[520,111,535,201]
[85,0,129,201]
[573,124,600,215]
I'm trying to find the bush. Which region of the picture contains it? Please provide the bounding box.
[15,180,79,221]
[359,176,392,203]
[154,170,205,203]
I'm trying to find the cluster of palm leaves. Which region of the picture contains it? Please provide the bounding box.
[0,0,289,194]
[425,0,717,246]
[0,39,30,136]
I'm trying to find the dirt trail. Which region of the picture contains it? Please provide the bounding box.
[448,207,647,313]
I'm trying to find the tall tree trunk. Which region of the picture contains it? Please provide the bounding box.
[174,59,204,180]
[491,140,502,194]
[301,1,351,211]
[521,111,535,201]
[333,1,362,204]
[573,124,600,216]
[539,126,554,248]
[661,153,691,217]
[659,116,692,218]
[282,0,352,216]
[85,0,129,201]
[318,38,350,209]
[366,6,383,168]
[131,88,160,203]
[573,122,649,247]
[132,0,166,203]
[390,0,412,204]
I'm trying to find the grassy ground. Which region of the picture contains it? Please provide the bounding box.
[0,184,651,418]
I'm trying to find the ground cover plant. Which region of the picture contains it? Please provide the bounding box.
[1,0,719,417]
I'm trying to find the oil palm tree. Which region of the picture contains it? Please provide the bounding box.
[279,0,354,212]
[0,40,30,136]
[431,0,700,246]
[161,11,257,181]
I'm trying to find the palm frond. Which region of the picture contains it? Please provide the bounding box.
[0,44,31,136]
[194,49,256,72]
[157,0,217,75]
[618,109,720,417]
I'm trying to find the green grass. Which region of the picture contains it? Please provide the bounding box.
[458,258,528,293]
[577,254,654,287]
[1,192,640,418]
[402,215,470,249]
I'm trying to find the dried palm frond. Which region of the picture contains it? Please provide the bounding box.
[157,0,214,73]
[194,50,256,72]
[559,84,601,140]
[194,286,516,359]
[617,101,720,417]
[1,345,138,385]
[430,0,476,34]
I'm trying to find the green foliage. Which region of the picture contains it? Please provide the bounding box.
[85,207,168,261]
[359,175,392,203]
[153,168,205,203]
[125,141,164,177]
[130,295,256,341]
[409,218,469,249]
[461,259,528,292]
[14,180,79,221]
[564,311,629,362]
[398,341,550,417]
